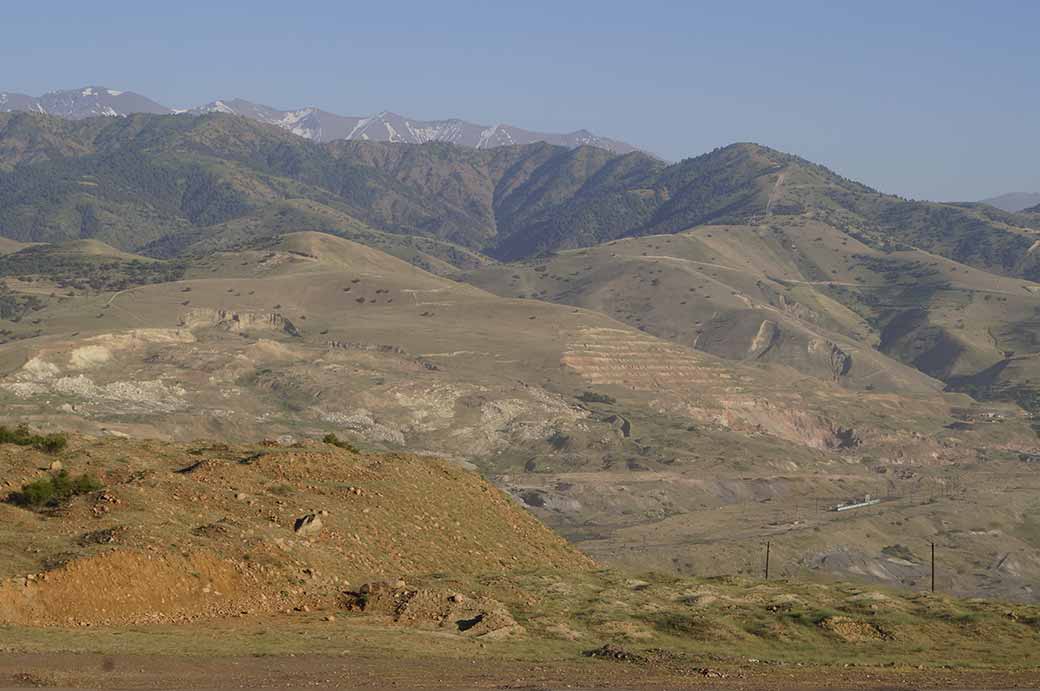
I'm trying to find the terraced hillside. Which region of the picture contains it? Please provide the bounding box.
[466,215,1040,422]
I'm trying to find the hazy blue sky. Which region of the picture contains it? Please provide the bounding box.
[3,1,1037,201]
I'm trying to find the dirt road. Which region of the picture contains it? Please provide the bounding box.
[1,650,1038,689]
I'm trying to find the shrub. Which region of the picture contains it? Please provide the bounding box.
[35,434,68,454]
[646,611,714,638]
[323,433,359,453]
[547,431,570,450]
[268,483,295,497]
[9,470,102,509]
[881,544,918,562]
[577,391,616,405]
[0,424,67,454]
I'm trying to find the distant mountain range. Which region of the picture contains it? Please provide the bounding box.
[0,87,169,119]
[980,192,1040,213]
[0,86,641,153]
[2,109,1037,276]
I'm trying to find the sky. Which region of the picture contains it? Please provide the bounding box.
[2,0,1037,201]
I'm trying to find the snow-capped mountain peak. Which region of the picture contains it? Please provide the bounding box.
[1,86,643,154]
[0,86,171,119]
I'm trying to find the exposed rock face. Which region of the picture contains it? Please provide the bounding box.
[180,309,301,337]
[319,409,406,446]
[809,338,852,380]
[604,414,632,438]
[345,584,525,638]
[2,342,190,413]
[774,293,820,323]
[829,426,861,450]
[292,514,323,537]
[748,320,780,359]
[360,579,407,594]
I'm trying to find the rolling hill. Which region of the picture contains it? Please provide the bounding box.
[465,216,1040,417]
[0,233,1038,604]
[2,112,1040,602]
[0,433,590,627]
[0,111,663,259]
[981,192,1040,213]
[2,113,1038,280]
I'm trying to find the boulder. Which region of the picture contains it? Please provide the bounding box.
[292,514,323,537]
[359,578,406,594]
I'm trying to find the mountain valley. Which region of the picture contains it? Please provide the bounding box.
[0,111,1039,609]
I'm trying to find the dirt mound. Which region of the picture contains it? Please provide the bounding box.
[583,644,645,662]
[0,549,278,626]
[819,615,890,642]
[346,582,524,638]
[0,436,593,628]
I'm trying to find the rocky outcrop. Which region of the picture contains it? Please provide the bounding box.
[748,320,780,359]
[345,583,525,638]
[180,309,301,337]
[292,514,323,537]
[809,338,852,380]
[604,414,632,438]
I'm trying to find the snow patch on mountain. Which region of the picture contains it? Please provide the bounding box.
[209,100,236,114]
[0,86,645,155]
[347,116,374,140]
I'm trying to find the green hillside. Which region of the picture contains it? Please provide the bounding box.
[4,113,1037,278]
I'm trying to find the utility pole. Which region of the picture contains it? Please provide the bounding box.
[764,541,771,580]
[931,542,936,593]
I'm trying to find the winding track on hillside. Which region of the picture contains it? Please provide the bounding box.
[639,255,1034,296]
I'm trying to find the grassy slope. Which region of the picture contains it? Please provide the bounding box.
[0,238,30,255]
[2,572,1039,685]
[0,437,1038,684]
[0,233,1037,605]
[164,198,493,274]
[4,113,1037,280]
[466,223,940,393]
[465,215,1040,416]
